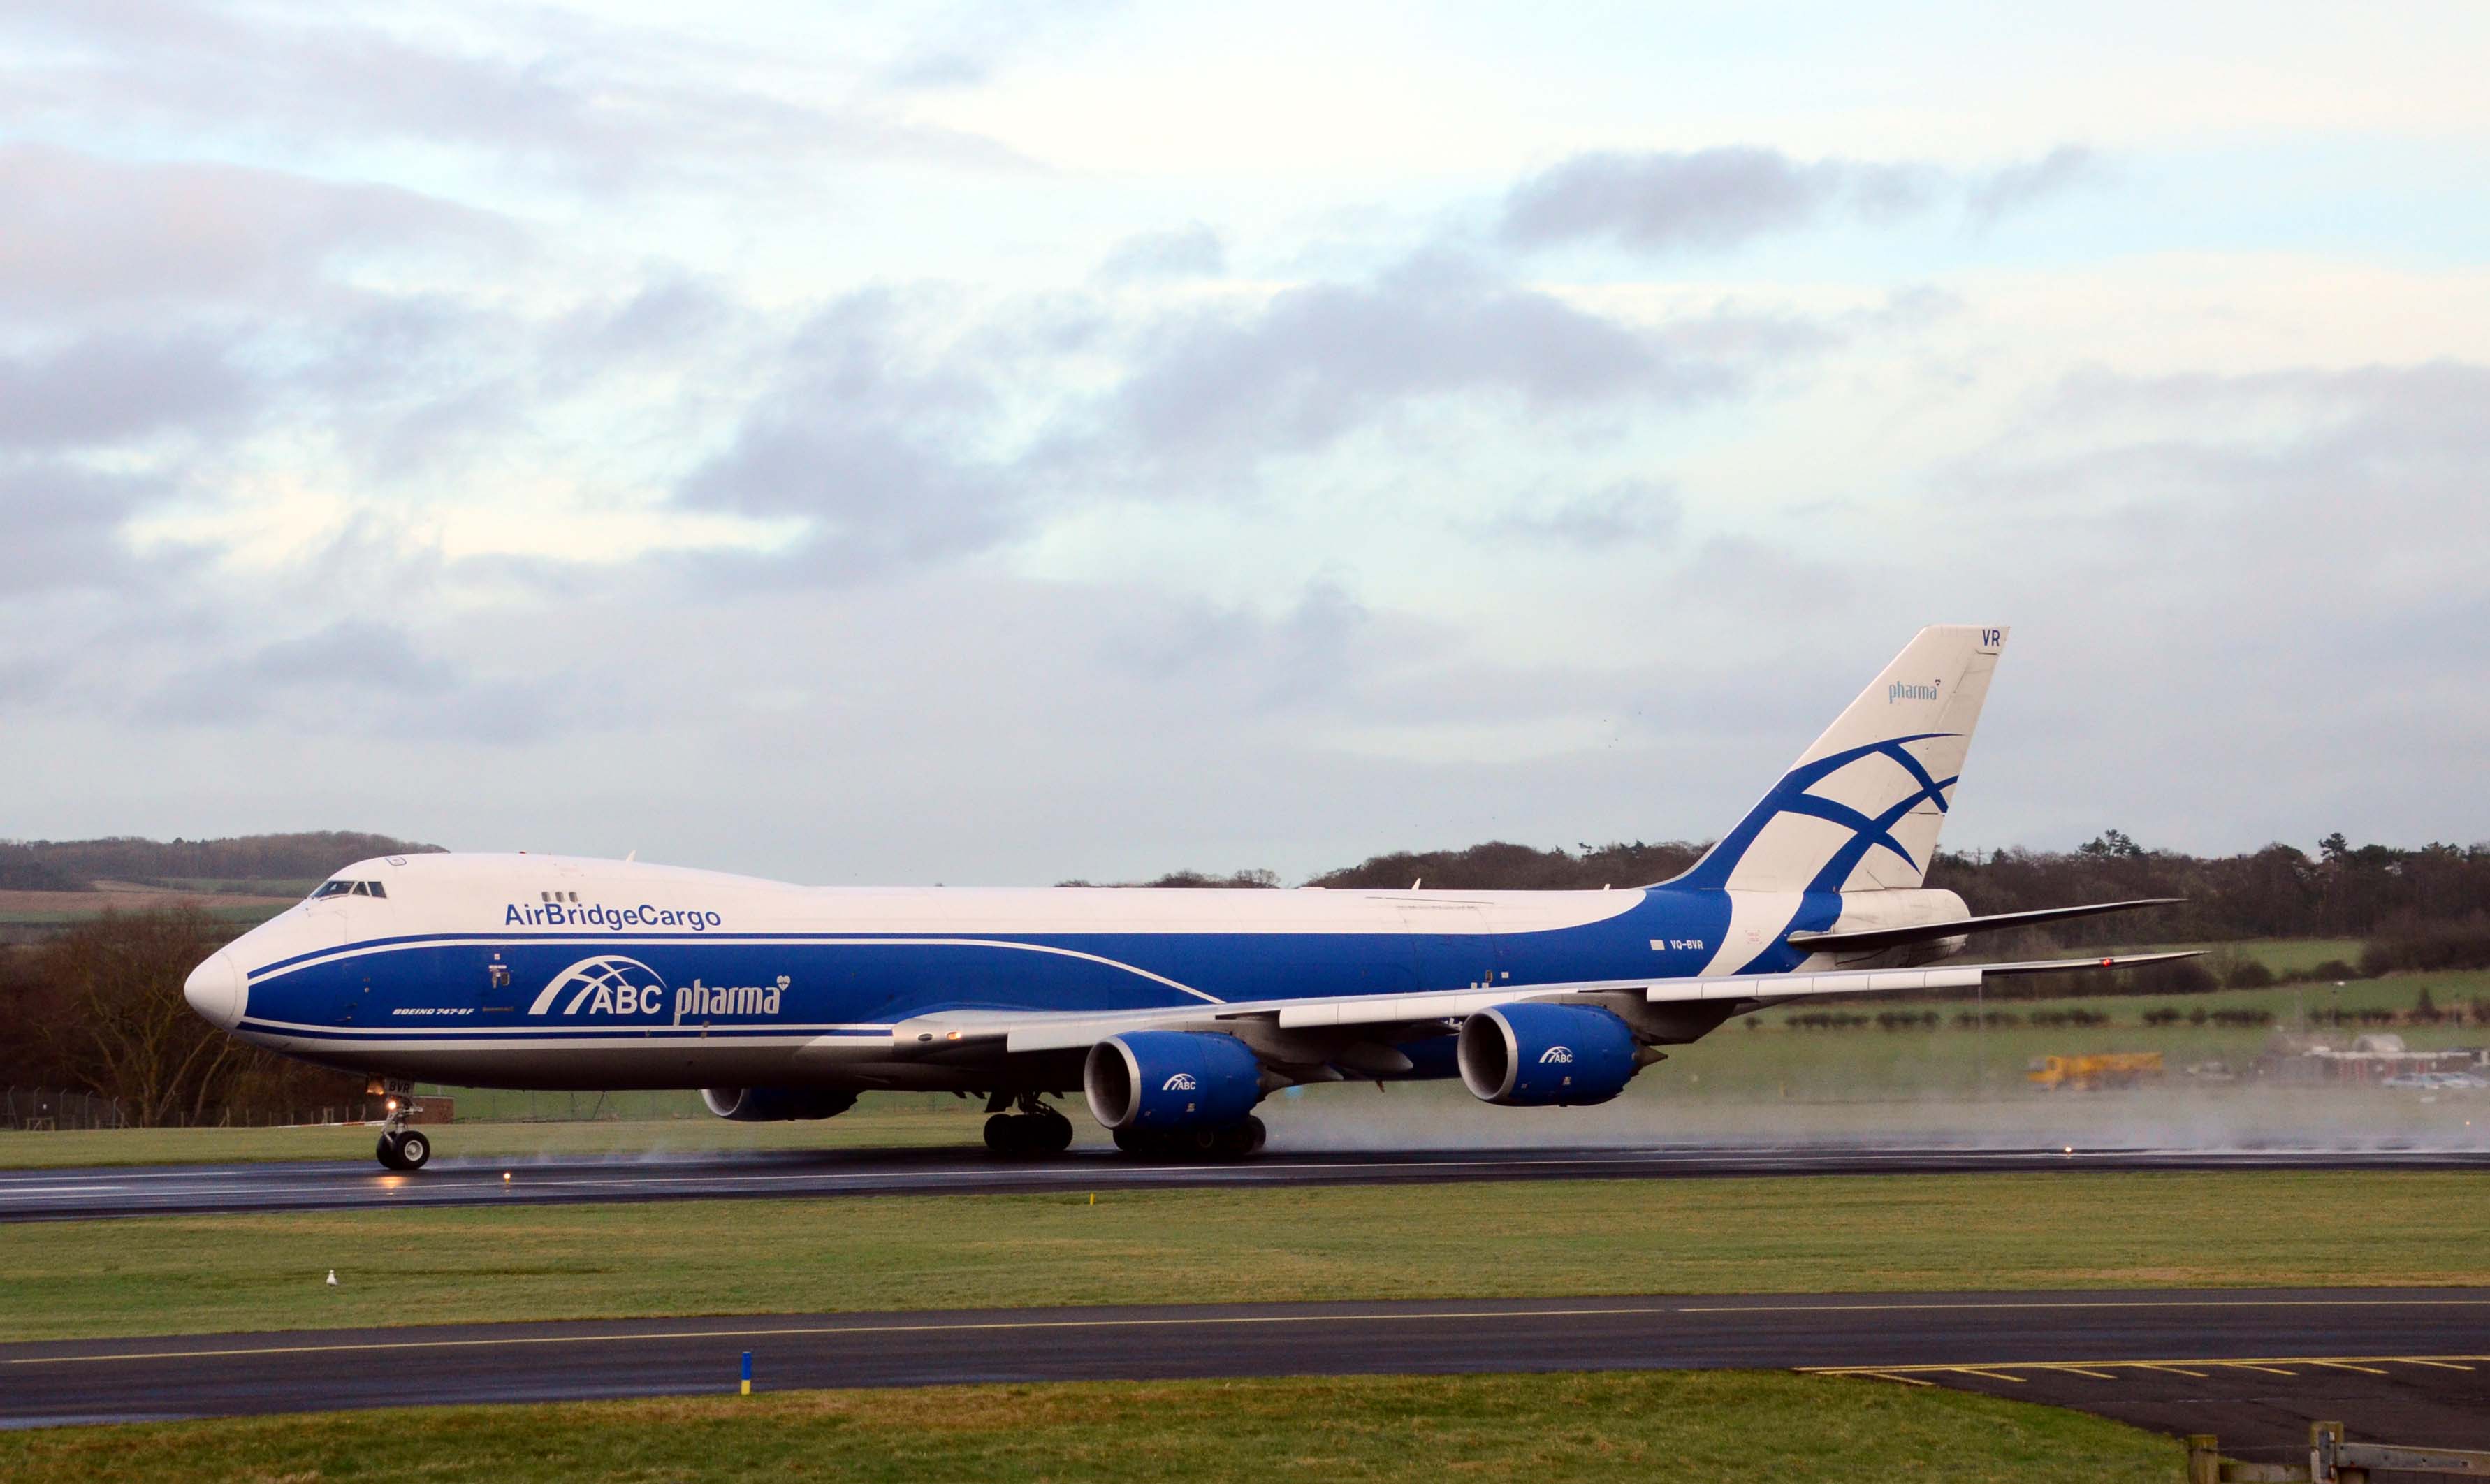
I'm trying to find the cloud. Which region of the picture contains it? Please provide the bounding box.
[138,619,567,743]
[1490,479,1683,549]
[0,144,508,316]
[674,291,1026,577]
[1089,254,1754,467]
[1097,223,1227,282]
[0,3,1031,190]
[1497,145,2095,254]
[0,464,168,595]
[1963,145,2099,225]
[0,334,254,450]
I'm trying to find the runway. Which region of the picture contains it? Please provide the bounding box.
[6,1288,2486,1459]
[5,1142,2487,1222]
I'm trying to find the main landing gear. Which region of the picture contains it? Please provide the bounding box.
[371,1080,431,1171]
[1112,1116,1265,1162]
[982,1093,1075,1157]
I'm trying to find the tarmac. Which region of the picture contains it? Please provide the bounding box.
[6,1288,2486,1464]
[8,1142,2488,1222]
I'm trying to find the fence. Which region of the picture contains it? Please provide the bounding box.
[0,1086,128,1130]
[0,1088,408,1130]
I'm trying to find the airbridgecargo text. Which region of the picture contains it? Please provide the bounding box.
[504,901,724,931]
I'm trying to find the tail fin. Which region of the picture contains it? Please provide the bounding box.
[1670,625,2007,894]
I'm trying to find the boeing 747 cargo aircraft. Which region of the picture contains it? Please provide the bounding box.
[183,625,2187,1170]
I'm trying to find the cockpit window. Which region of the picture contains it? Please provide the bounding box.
[311,880,354,899]
[365,880,386,899]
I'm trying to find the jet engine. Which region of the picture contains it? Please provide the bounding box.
[1457,1002,1640,1107]
[1084,1030,1265,1132]
[699,1086,860,1122]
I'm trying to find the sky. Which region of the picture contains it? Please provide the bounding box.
[3,1,2487,885]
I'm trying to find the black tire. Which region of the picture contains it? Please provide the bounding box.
[1111,1126,1145,1156]
[983,1113,1025,1155]
[374,1133,405,1171]
[396,1130,431,1170]
[1033,1112,1075,1155]
[1218,1117,1265,1158]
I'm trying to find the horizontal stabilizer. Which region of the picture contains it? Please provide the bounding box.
[1785,898,2183,956]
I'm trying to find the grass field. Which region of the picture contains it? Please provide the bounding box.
[6,1170,2484,1343]
[0,1371,2180,1483]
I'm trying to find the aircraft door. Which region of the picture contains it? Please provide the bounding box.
[1395,901,1501,993]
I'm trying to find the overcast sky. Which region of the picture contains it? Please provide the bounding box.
[4,1,2486,884]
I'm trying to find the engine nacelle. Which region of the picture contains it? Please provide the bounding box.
[700,1086,859,1122]
[1084,1031,1265,1132]
[1458,1003,1640,1107]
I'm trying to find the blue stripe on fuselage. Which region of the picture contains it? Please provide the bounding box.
[239,889,1738,1041]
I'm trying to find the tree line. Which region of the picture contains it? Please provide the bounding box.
[0,908,364,1126]
[0,831,443,892]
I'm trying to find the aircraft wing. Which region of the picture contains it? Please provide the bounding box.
[887,951,2204,1056]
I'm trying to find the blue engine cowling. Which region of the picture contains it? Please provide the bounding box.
[701,1086,859,1122]
[1084,1031,1266,1131]
[1457,1003,1640,1107]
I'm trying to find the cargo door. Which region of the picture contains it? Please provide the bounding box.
[1395,900,1501,994]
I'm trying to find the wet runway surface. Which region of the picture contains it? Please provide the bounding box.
[6,1287,2486,1459]
[6,1142,2487,1222]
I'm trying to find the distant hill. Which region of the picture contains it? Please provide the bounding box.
[0,832,446,892]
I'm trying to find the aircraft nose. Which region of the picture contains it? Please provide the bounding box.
[184,950,244,1030]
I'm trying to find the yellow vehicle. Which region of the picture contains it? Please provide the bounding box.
[2027,1052,2165,1091]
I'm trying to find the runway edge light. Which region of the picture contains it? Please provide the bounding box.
[741,1351,752,1397]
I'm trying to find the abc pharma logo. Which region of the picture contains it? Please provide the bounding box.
[530,956,669,1017]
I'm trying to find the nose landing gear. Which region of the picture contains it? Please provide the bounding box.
[370,1080,432,1171]
[981,1092,1075,1156]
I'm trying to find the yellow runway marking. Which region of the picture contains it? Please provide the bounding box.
[2037,1365,2122,1379]
[2310,1360,2390,1376]
[2134,1362,2210,1378]
[1941,1368,2027,1383]
[2396,1358,2476,1371]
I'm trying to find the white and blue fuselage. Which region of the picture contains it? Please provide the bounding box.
[185,857,1850,1091]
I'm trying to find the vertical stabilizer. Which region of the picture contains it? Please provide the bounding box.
[1670,625,2007,894]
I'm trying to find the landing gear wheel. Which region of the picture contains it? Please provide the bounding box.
[984,1111,1077,1158]
[1030,1111,1074,1155]
[1110,1118,1265,1161]
[376,1128,432,1171]
[1211,1116,1267,1158]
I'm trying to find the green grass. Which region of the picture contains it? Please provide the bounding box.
[0,1371,2180,1482]
[6,1171,2484,1343]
